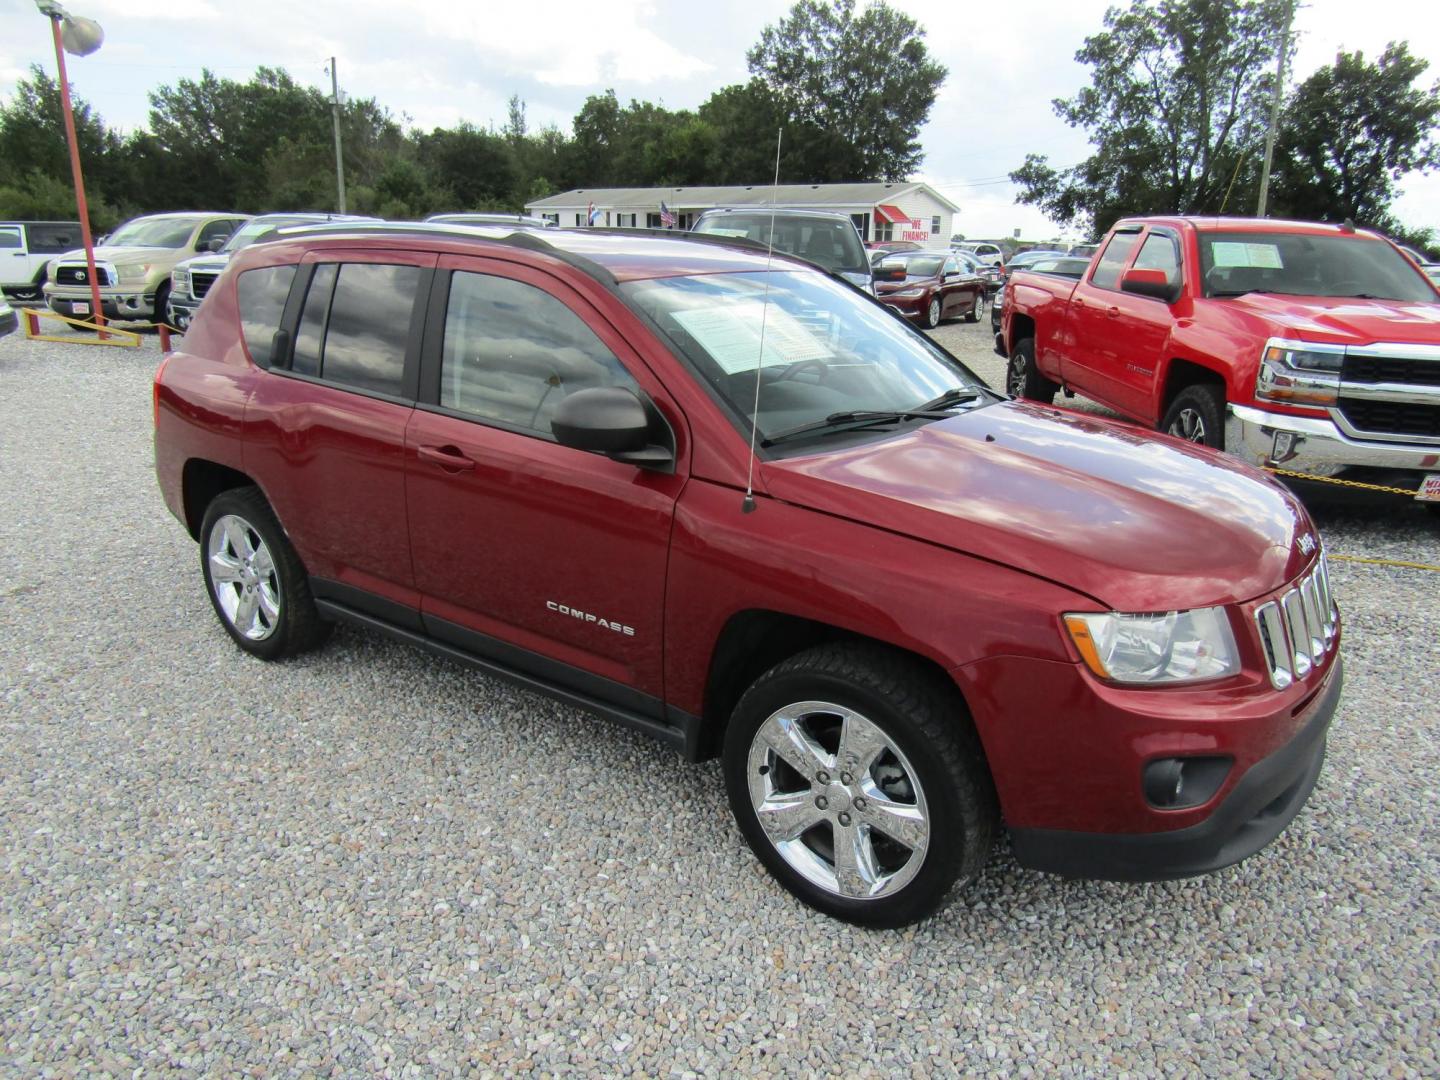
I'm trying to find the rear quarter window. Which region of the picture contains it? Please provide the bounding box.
[26,224,80,253]
[236,265,297,368]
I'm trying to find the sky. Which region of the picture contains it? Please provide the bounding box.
[2,0,1437,241]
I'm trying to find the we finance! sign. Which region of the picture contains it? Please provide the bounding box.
[900,218,930,242]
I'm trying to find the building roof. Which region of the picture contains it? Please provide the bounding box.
[527,182,959,213]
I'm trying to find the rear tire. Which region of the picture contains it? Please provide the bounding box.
[723,643,997,927]
[1005,337,1058,404]
[1161,384,1225,449]
[199,487,331,660]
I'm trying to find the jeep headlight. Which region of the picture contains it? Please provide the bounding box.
[118,263,153,283]
[1255,339,1342,407]
[1064,607,1239,684]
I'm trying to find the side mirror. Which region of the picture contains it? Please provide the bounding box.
[552,387,674,471]
[1121,267,1179,302]
[880,264,907,282]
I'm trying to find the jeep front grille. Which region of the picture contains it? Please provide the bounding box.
[1254,555,1338,690]
[190,271,218,299]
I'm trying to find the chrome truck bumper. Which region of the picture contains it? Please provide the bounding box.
[1225,403,1440,478]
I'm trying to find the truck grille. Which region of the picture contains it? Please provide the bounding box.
[1253,555,1338,690]
[1338,400,1440,439]
[56,265,111,287]
[1342,354,1440,388]
[190,271,219,299]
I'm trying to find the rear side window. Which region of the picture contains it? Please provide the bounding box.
[0,228,20,250]
[236,265,296,368]
[440,271,639,436]
[1090,231,1141,290]
[25,224,78,253]
[288,262,420,396]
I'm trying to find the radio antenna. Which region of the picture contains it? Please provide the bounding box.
[741,128,783,514]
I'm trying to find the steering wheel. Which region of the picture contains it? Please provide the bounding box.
[776,359,830,383]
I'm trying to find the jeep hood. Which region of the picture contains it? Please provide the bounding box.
[761,401,1317,611]
[1223,293,1440,345]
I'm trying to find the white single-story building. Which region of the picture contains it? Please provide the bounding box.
[524,182,959,249]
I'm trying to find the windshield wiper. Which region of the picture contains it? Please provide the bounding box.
[761,390,981,447]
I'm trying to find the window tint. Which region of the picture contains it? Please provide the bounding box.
[441,272,640,435]
[320,263,420,396]
[290,264,336,377]
[25,224,77,253]
[1090,231,1141,290]
[1133,232,1181,288]
[236,265,297,368]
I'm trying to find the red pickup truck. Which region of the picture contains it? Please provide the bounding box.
[999,216,1440,502]
[154,224,1342,926]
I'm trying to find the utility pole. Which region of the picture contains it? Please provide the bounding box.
[1256,0,1295,218]
[328,57,347,214]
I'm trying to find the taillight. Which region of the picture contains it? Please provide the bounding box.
[153,353,174,428]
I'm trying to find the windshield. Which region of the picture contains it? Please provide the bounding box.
[1198,231,1436,301]
[623,270,988,446]
[106,217,197,249]
[222,217,318,252]
[693,214,869,276]
[889,254,945,277]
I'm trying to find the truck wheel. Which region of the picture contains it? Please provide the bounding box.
[153,282,172,329]
[200,487,331,660]
[964,291,983,323]
[1161,385,1225,449]
[1005,337,1058,404]
[723,643,997,927]
[921,296,941,329]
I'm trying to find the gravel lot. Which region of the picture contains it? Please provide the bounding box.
[1,317,1437,1076]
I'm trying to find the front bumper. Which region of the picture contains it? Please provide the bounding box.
[876,294,926,318]
[1226,403,1440,479]
[1009,656,1341,881]
[44,283,155,321]
[167,295,200,330]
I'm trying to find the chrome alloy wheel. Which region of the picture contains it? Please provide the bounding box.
[746,700,930,900]
[206,514,281,641]
[1005,353,1028,398]
[1168,407,1208,443]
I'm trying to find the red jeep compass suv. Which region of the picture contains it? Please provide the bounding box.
[154,223,1342,926]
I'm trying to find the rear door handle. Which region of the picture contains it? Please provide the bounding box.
[417,444,475,471]
[1074,297,1086,307]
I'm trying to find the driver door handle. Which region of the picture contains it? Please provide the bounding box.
[417,444,475,471]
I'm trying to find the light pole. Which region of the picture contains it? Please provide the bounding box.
[326,57,347,214]
[34,0,106,332]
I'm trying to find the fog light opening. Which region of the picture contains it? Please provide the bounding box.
[1143,756,1233,810]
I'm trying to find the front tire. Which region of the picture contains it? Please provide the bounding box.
[964,291,983,323]
[723,643,997,927]
[1005,336,1058,404]
[199,487,331,660]
[153,282,172,329]
[921,296,941,329]
[1161,384,1225,449]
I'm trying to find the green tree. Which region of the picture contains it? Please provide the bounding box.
[0,65,126,222]
[413,123,518,210]
[746,0,946,181]
[1011,0,1289,235]
[1270,43,1440,230]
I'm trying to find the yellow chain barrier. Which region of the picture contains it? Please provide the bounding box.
[1258,470,1439,575]
[1262,466,1426,498]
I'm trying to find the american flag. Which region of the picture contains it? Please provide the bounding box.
[659,201,676,228]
